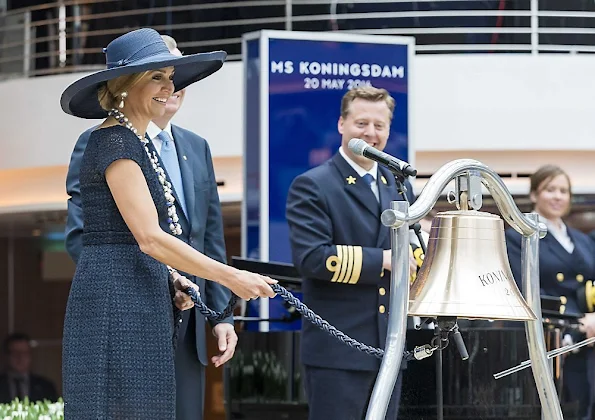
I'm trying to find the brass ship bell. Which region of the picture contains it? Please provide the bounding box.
[410,191,536,321]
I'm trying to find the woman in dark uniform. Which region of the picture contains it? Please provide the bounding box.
[506,164,595,420]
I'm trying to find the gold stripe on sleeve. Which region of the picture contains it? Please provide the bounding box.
[349,246,363,284]
[336,245,349,283]
[342,245,354,283]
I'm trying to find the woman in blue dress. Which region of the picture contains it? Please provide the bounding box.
[59,28,277,419]
[506,165,595,420]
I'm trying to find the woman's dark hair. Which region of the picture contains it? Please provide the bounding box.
[530,164,572,197]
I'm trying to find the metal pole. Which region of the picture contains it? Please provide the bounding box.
[365,200,410,420]
[522,212,563,420]
[166,0,172,34]
[58,1,67,67]
[530,0,538,55]
[436,327,444,420]
[23,10,31,77]
[223,364,231,420]
[285,0,292,31]
[7,231,14,333]
[72,4,81,66]
[494,336,595,379]
[542,357,555,420]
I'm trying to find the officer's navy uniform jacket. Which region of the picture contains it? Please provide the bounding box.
[286,151,414,419]
[506,220,595,420]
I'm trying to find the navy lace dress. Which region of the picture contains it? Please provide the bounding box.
[63,125,176,419]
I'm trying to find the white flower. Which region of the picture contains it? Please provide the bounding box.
[10,408,27,418]
[48,403,63,414]
[0,400,64,418]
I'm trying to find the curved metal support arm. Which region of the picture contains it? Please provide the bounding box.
[522,213,564,420]
[366,200,410,420]
[374,159,561,420]
[381,159,545,237]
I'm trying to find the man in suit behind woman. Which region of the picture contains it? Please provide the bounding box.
[0,333,57,403]
[64,34,238,420]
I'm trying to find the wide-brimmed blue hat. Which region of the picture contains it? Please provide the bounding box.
[61,28,226,119]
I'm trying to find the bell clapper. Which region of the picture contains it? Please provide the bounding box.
[453,171,483,211]
[445,320,470,361]
[459,191,469,211]
[432,317,470,361]
[411,317,469,361]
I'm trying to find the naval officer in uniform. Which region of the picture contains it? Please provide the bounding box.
[506,164,595,420]
[286,86,417,420]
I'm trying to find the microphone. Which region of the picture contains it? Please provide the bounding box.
[348,138,417,177]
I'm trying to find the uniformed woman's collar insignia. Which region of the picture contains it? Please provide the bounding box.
[346,176,357,185]
[380,176,387,185]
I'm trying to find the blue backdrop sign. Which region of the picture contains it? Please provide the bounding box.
[242,31,415,331]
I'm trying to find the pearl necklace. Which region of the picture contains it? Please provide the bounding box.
[108,108,183,236]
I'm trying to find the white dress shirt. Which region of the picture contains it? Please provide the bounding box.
[146,121,174,155]
[538,213,575,254]
[339,146,379,202]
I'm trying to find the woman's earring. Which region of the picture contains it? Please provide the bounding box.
[119,91,128,109]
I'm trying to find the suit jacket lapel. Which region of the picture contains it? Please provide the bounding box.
[145,135,190,225]
[542,232,574,269]
[332,153,379,218]
[171,126,195,230]
[0,376,9,402]
[567,228,591,274]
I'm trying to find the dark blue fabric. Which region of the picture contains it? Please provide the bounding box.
[0,374,58,404]
[506,224,595,418]
[60,28,225,119]
[564,351,595,420]
[506,225,595,315]
[286,152,413,376]
[303,365,402,420]
[65,123,232,419]
[175,308,206,420]
[62,125,176,418]
[362,173,375,186]
[65,125,96,263]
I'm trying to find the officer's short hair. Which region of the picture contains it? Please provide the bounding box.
[3,333,30,354]
[340,86,395,120]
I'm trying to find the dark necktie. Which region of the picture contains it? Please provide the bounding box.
[13,377,25,400]
[362,173,379,202]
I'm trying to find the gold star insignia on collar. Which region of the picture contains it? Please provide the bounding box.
[346,176,357,185]
[381,176,387,185]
